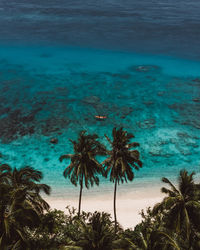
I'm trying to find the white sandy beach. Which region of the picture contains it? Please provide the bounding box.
[46,183,165,229]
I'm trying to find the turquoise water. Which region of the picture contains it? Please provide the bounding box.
[0,45,200,197]
[0,0,200,198]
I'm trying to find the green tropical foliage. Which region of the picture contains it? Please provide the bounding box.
[123,208,181,250]
[75,211,116,250]
[27,209,69,249]
[153,170,200,248]
[103,127,142,233]
[59,130,106,216]
[26,207,117,250]
[0,164,51,249]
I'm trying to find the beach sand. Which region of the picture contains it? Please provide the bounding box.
[45,183,164,229]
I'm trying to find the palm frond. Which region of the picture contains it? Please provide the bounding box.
[59,154,72,162]
[162,177,179,194]
[104,134,112,145]
[161,187,176,196]
[128,142,140,148]
[0,164,12,172]
[157,231,180,250]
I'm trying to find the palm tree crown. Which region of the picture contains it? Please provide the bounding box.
[103,127,142,184]
[9,166,51,212]
[59,130,107,215]
[77,212,115,250]
[153,170,200,243]
[0,164,51,249]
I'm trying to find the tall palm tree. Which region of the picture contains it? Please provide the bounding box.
[153,170,200,245]
[102,127,142,233]
[59,130,106,216]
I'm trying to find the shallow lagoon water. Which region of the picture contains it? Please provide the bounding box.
[0,45,200,198]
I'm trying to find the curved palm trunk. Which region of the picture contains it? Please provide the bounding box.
[114,179,117,234]
[78,174,83,217]
[183,206,191,241]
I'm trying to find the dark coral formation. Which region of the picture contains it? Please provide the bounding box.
[169,103,200,129]
[0,108,40,142]
[138,118,156,129]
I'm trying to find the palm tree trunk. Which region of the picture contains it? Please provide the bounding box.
[183,207,190,241]
[78,174,83,217]
[114,179,117,234]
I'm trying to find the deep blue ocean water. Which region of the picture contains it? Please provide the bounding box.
[0,0,200,198]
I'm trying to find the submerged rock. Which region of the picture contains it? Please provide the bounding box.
[157,91,165,96]
[193,98,200,103]
[129,65,160,73]
[112,73,131,79]
[120,106,133,118]
[192,78,200,83]
[50,138,58,144]
[41,117,70,136]
[176,146,192,156]
[143,100,154,106]
[0,106,11,115]
[82,96,100,104]
[149,148,161,156]
[0,105,43,142]
[169,102,200,130]
[177,132,191,138]
[138,118,156,129]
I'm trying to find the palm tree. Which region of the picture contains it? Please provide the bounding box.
[114,207,182,250]
[59,130,106,216]
[76,212,115,250]
[0,164,11,183]
[153,170,200,245]
[102,127,142,233]
[119,230,181,250]
[0,164,51,249]
[0,190,41,250]
[0,164,13,249]
[8,166,51,213]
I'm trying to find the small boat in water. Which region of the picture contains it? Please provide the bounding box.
[95,115,107,121]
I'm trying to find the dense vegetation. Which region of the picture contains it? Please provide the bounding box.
[1,128,200,249]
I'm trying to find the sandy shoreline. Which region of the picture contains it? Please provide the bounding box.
[45,183,165,229]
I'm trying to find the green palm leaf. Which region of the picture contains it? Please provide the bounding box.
[102,127,142,234]
[59,130,106,216]
[154,169,200,243]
